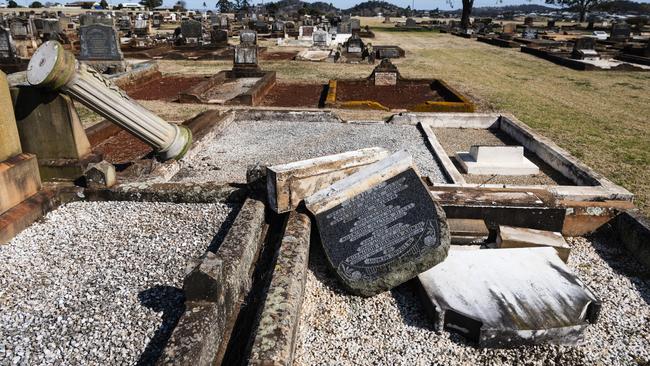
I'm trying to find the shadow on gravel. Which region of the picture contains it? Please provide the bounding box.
[390,281,436,331]
[136,286,186,366]
[207,203,243,253]
[587,227,650,306]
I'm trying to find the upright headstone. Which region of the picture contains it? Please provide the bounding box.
[346,33,363,54]
[312,29,328,48]
[369,58,400,86]
[524,16,534,26]
[572,37,599,60]
[133,18,150,36]
[152,13,162,28]
[181,19,202,44]
[0,28,16,60]
[210,28,228,47]
[78,24,125,73]
[522,27,537,39]
[547,19,556,28]
[501,22,516,39]
[305,150,451,297]
[9,18,33,40]
[610,23,631,42]
[80,13,114,27]
[233,30,259,73]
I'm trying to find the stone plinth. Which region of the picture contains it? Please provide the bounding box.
[0,71,21,162]
[0,154,42,215]
[456,145,539,175]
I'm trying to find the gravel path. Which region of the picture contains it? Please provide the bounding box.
[0,201,237,366]
[173,120,448,184]
[295,235,649,365]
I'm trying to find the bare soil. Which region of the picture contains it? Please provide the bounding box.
[125,75,208,101]
[336,80,444,110]
[260,51,299,61]
[261,83,327,108]
[92,130,153,164]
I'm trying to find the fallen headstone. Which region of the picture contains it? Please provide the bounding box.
[267,147,389,214]
[305,150,450,297]
[496,225,570,262]
[418,247,600,347]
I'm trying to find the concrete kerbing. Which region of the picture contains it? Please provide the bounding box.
[84,182,248,204]
[248,211,311,366]
[235,109,343,124]
[615,209,650,269]
[158,198,267,366]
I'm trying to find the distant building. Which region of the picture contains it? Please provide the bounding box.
[119,2,145,10]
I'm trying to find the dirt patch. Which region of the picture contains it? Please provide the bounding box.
[92,130,153,165]
[125,75,209,101]
[261,82,326,108]
[335,80,445,110]
[261,51,298,60]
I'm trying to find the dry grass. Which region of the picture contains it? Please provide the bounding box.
[130,18,650,214]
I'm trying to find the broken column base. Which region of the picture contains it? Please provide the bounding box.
[80,60,128,74]
[0,153,42,215]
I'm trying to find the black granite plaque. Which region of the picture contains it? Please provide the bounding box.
[314,168,449,296]
[79,24,122,61]
[181,19,202,39]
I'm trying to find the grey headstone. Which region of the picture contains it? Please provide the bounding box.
[611,23,631,42]
[181,19,202,41]
[405,18,417,28]
[312,29,328,47]
[346,34,363,53]
[305,151,450,297]
[240,29,257,45]
[41,19,61,35]
[79,24,123,61]
[0,28,15,59]
[377,47,400,59]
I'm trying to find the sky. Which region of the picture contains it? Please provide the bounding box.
[13,0,650,12]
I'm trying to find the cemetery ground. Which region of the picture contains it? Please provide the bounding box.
[96,17,650,217]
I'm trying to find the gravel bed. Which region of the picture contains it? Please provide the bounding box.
[0,201,237,365]
[295,234,649,365]
[433,127,574,186]
[173,120,448,184]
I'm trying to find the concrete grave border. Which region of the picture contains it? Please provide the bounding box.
[389,112,634,235]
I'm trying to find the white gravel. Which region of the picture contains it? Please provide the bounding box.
[173,120,448,184]
[0,201,237,366]
[295,235,650,365]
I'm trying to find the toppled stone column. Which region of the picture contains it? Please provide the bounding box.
[26,41,191,161]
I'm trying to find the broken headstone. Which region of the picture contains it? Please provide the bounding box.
[418,247,600,347]
[305,150,450,297]
[267,147,389,214]
[496,225,570,262]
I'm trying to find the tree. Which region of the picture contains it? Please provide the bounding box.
[173,0,186,11]
[8,0,18,7]
[240,0,250,12]
[217,0,233,13]
[29,1,43,7]
[139,0,162,10]
[99,0,108,8]
[546,0,608,22]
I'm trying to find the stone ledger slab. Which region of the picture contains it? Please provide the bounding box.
[418,247,600,348]
[305,150,450,296]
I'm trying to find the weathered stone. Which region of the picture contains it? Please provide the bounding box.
[248,211,311,366]
[0,71,21,162]
[160,199,266,366]
[0,153,41,215]
[79,24,123,61]
[84,160,116,188]
[267,147,389,214]
[181,19,202,42]
[27,41,191,161]
[305,150,450,297]
[418,247,600,347]
[496,225,570,262]
[11,86,92,180]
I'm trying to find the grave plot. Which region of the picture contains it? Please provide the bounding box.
[178,30,276,106]
[325,59,474,112]
[123,74,209,101]
[171,113,448,184]
[260,50,300,60]
[615,41,650,66]
[260,82,328,108]
[520,37,650,71]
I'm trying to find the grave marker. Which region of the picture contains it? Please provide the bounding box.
[610,23,631,42]
[181,19,202,43]
[305,150,450,297]
[0,28,15,60]
[79,24,123,61]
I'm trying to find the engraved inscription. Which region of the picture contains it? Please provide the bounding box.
[318,169,441,283]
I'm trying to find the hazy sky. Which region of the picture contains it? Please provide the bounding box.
[15,0,650,11]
